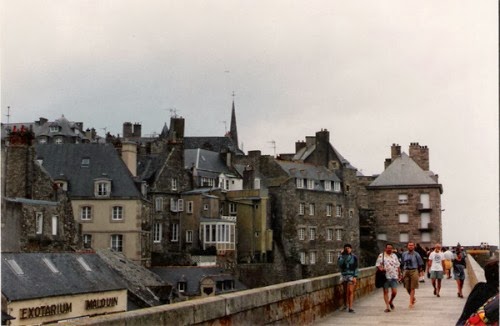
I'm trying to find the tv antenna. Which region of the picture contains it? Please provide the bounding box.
[6,106,11,123]
[268,140,276,156]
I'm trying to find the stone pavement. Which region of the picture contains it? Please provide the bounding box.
[316,272,472,325]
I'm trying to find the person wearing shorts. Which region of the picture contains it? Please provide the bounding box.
[428,243,446,297]
[402,242,424,308]
[375,243,401,312]
[338,243,359,313]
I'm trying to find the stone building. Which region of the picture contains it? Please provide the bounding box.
[35,143,152,266]
[365,143,443,251]
[1,127,81,252]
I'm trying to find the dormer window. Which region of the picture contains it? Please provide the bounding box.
[49,126,60,133]
[307,179,314,190]
[324,181,331,191]
[171,178,178,191]
[333,182,341,192]
[177,281,187,293]
[94,179,111,197]
[54,180,68,191]
[296,178,304,189]
[54,137,63,144]
[81,158,90,167]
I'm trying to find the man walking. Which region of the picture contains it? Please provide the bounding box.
[402,241,424,308]
[428,243,446,297]
[376,243,401,312]
[338,243,358,313]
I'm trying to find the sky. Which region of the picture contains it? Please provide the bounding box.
[1,1,498,247]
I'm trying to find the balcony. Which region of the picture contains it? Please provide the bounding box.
[417,203,432,211]
[418,222,434,231]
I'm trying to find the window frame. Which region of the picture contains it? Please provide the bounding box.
[111,206,124,221]
[296,178,304,189]
[80,206,92,221]
[111,234,123,252]
[35,212,43,234]
[153,223,162,243]
[309,227,317,241]
[171,223,179,242]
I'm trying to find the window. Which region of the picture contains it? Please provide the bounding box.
[153,223,162,243]
[421,232,431,242]
[333,182,341,192]
[398,194,408,204]
[309,203,315,216]
[155,197,163,212]
[77,257,92,272]
[296,178,304,189]
[399,213,409,223]
[349,209,354,218]
[95,180,110,197]
[111,234,123,252]
[336,205,342,217]
[51,216,58,235]
[327,251,335,264]
[377,233,387,241]
[309,227,316,241]
[171,223,179,242]
[298,227,306,240]
[186,230,193,243]
[54,137,63,144]
[310,251,316,265]
[345,184,350,193]
[42,258,60,274]
[177,282,187,293]
[112,206,123,220]
[81,158,90,167]
[36,212,43,234]
[49,126,59,133]
[307,179,314,190]
[83,234,92,248]
[187,201,193,214]
[254,178,261,189]
[171,178,178,191]
[6,259,24,275]
[324,180,331,191]
[299,203,305,215]
[203,204,209,211]
[299,251,306,265]
[336,229,342,241]
[177,199,184,212]
[327,228,334,241]
[229,203,237,215]
[399,232,409,243]
[80,206,92,220]
[326,204,333,217]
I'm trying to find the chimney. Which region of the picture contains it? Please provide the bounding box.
[295,141,306,153]
[37,117,48,126]
[409,142,429,171]
[168,117,185,142]
[123,122,133,138]
[133,123,142,138]
[384,158,392,170]
[121,141,137,176]
[305,136,315,147]
[314,129,330,167]
[391,144,401,161]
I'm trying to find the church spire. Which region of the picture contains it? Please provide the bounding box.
[229,92,239,149]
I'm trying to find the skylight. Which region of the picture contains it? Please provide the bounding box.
[42,258,60,273]
[77,257,92,272]
[7,259,24,275]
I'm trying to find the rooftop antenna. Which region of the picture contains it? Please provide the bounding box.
[268,140,276,157]
[6,106,11,123]
[101,127,108,135]
[169,108,179,118]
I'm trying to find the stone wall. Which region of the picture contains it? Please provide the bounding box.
[56,267,377,326]
[465,254,486,288]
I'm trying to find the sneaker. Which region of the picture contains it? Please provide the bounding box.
[348,309,355,313]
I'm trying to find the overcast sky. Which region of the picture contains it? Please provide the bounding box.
[1,1,498,247]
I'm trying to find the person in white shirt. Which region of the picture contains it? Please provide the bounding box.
[427,243,446,297]
[375,243,401,312]
[443,247,454,279]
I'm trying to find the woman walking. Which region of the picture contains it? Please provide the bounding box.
[453,251,466,298]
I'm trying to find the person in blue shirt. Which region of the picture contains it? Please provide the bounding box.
[402,241,424,309]
[338,243,359,313]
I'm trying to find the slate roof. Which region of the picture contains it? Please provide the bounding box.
[96,249,169,307]
[184,137,244,155]
[293,143,357,170]
[369,153,440,187]
[5,197,58,206]
[276,161,341,182]
[35,143,141,198]
[184,148,233,175]
[2,116,88,142]
[2,252,126,301]
[150,266,246,296]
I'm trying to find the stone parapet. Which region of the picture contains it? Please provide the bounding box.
[465,253,486,288]
[55,267,377,325]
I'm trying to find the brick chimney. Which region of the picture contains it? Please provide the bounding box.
[123,122,133,138]
[295,141,306,153]
[391,144,401,161]
[409,142,429,171]
[168,117,185,142]
[121,141,137,176]
[133,123,142,138]
[314,129,330,168]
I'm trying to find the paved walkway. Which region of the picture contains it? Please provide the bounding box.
[316,272,471,325]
